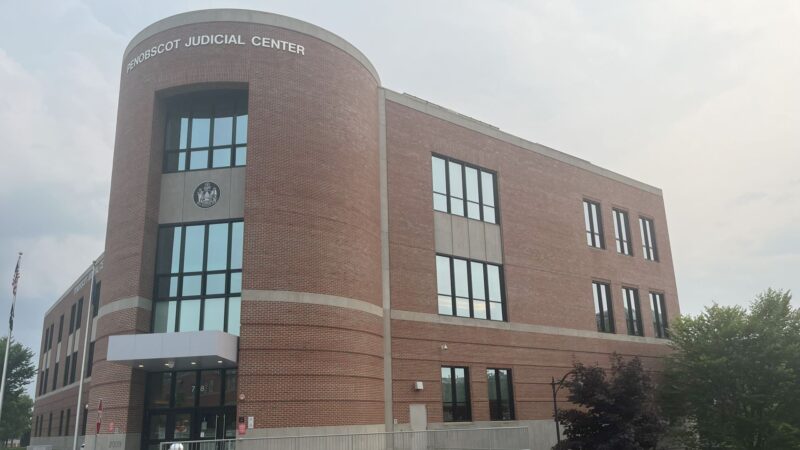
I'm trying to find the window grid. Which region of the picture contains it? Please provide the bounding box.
[163,91,248,173]
[431,155,498,224]
[441,366,471,422]
[487,368,515,421]
[152,220,243,335]
[640,217,659,261]
[583,200,605,249]
[623,287,643,336]
[145,369,237,410]
[613,209,633,256]
[593,282,615,333]
[651,292,668,338]
[436,254,505,322]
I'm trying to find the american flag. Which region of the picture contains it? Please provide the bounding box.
[11,253,21,296]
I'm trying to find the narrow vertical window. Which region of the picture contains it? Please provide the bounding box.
[640,217,659,261]
[651,292,669,338]
[65,409,71,437]
[623,287,643,336]
[583,200,604,248]
[59,410,64,436]
[86,342,95,377]
[52,362,59,391]
[430,155,498,224]
[593,282,614,333]
[442,366,471,422]
[58,315,64,342]
[75,298,83,329]
[613,209,633,256]
[487,368,515,421]
[92,282,101,318]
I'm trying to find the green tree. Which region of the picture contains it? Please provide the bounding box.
[0,337,36,444]
[554,354,664,450]
[660,289,800,449]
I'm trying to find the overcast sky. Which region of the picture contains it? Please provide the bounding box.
[1,0,798,390]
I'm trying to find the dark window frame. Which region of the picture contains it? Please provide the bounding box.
[487,368,515,421]
[52,362,59,391]
[431,154,500,224]
[151,219,243,334]
[92,282,101,318]
[639,216,659,261]
[75,298,83,329]
[435,254,507,322]
[612,208,633,256]
[86,342,95,377]
[441,366,472,422]
[592,281,615,333]
[584,200,605,249]
[622,287,644,336]
[651,292,669,338]
[163,90,248,173]
[65,409,71,437]
[69,351,78,384]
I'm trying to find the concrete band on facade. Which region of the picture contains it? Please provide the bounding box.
[30,8,680,450]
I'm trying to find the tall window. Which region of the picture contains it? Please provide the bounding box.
[75,298,83,329]
[65,409,71,437]
[622,287,643,336]
[164,91,248,172]
[86,342,95,377]
[613,209,633,256]
[583,200,604,248]
[651,292,668,338]
[92,282,101,318]
[153,221,243,335]
[640,217,658,261]
[52,362,59,391]
[69,304,76,333]
[58,315,64,342]
[441,367,471,422]
[69,351,77,384]
[487,368,515,421]
[59,410,64,436]
[431,155,498,224]
[436,255,505,321]
[63,355,70,386]
[593,282,614,333]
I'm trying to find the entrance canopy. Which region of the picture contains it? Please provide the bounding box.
[107,330,237,371]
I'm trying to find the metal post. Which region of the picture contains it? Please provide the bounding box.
[0,252,22,423]
[551,377,561,443]
[73,261,97,450]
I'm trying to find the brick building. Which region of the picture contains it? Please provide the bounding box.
[30,9,679,450]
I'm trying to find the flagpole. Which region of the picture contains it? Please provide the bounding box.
[0,252,22,424]
[73,260,97,450]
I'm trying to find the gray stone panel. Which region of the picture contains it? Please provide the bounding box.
[158,167,245,223]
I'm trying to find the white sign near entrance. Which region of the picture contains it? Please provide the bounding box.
[126,33,305,73]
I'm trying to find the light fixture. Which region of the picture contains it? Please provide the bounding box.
[190,361,197,365]
[138,364,144,368]
[440,344,448,351]
[217,360,223,364]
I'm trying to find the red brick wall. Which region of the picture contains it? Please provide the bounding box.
[384,99,679,423]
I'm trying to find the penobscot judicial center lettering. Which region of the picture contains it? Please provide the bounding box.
[126,33,305,73]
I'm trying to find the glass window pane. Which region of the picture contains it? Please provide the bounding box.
[473,299,487,319]
[438,295,453,315]
[487,370,497,401]
[483,206,496,224]
[455,298,470,317]
[191,116,211,148]
[177,152,186,171]
[471,262,485,300]
[230,222,243,270]
[453,259,469,298]
[146,373,171,408]
[433,193,448,212]
[174,372,195,408]
[235,114,248,144]
[213,116,233,146]
[467,202,480,220]
[156,227,180,274]
[436,256,451,295]
[183,225,206,272]
[198,370,222,407]
[235,146,247,166]
[227,296,241,335]
[450,197,464,216]
[454,368,467,396]
[481,172,495,207]
[179,299,200,332]
[230,272,242,294]
[487,265,501,301]
[212,148,231,168]
[203,298,225,331]
[173,413,192,440]
[182,275,201,296]
[206,273,226,295]
[432,157,447,194]
[489,302,503,321]
[180,118,189,149]
[149,415,167,440]
[465,167,479,202]
[189,150,209,170]
[448,162,463,198]
[224,369,238,405]
[441,368,453,402]
[207,223,229,271]
[153,301,176,333]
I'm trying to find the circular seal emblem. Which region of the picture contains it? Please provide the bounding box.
[194,182,220,208]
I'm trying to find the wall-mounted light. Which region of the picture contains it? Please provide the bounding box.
[440,344,448,351]
[414,381,424,391]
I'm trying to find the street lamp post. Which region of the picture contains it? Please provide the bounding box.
[550,370,576,444]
